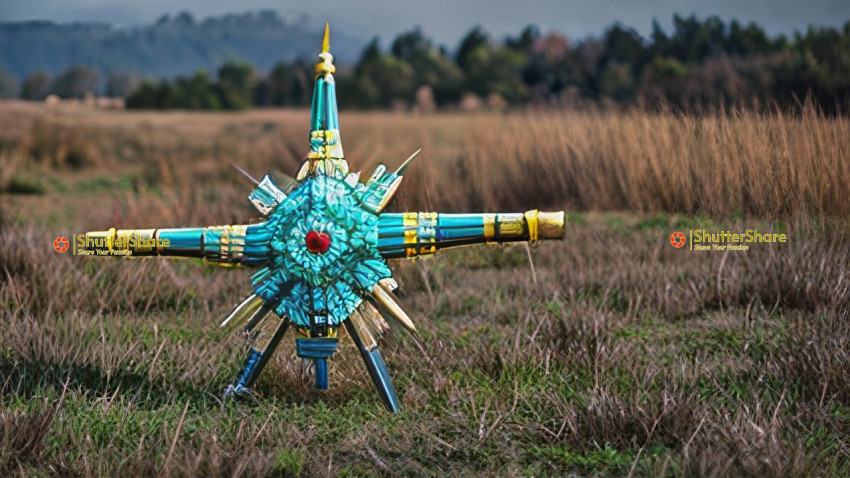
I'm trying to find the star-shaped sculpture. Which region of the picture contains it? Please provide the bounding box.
[84,24,564,413]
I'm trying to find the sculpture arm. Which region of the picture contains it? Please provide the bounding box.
[376,210,564,259]
[83,224,272,265]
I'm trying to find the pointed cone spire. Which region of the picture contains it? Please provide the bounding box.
[321,22,331,54]
[299,23,348,180]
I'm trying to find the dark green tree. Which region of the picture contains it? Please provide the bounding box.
[126,80,173,109]
[391,28,464,106]
[174,71,219,109]
[216,60,256,110]
[506,25,540,53]
[0,69,19,98]
[602,24,650,75]
[51,66,98,98]
[391,28,431,62]
[456,27,489,72]
[261,61,311,106]
[20,72,50,101]
[348,38,415,108]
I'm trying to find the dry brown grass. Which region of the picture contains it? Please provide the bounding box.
[2,101,849,220]
[0,102,848,476]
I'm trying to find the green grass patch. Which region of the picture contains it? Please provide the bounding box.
[528,442,670,475]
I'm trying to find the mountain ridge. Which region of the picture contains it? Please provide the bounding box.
[0,10,366,81]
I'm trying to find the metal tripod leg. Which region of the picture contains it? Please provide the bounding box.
[343,319,400,413]
[225,314,290,396]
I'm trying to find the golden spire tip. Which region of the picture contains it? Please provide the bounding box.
[322,22,330,54]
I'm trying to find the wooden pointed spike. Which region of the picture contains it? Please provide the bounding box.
[360,314,382,338]
[347,309,377,351]
[378,277,399,291]
[395,148,421,175]
[371,284,416,333]
[243,305,272,334]
[296,161,311,181]
[372,150,421,212]
[230,162,259,185]
[220,294,263,329]
[378,283,415,332]
[360,301,389,334]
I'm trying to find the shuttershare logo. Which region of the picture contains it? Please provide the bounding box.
[669,231,686,248]
[52,233,171,256]
[670,229,786,251]
[53,236,69,253]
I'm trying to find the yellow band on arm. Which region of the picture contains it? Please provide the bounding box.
[524,210,539,243]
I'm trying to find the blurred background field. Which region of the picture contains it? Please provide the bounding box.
[1,101,849,476]
[2,13,850,115]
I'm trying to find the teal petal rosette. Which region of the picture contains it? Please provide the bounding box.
[251,175,391,327]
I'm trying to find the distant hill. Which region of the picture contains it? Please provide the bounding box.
[0,10,365,81]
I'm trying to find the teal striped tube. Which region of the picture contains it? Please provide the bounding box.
[84,225,272,265]
[376,212,554,259]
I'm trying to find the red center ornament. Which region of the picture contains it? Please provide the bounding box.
[305,230,332,254]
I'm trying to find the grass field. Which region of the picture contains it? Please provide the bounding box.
[1,102,849,476]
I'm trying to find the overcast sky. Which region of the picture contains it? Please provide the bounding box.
[2,0,848,47]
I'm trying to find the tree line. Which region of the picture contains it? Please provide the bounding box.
[5,15,850,112]
[0,67,139,101]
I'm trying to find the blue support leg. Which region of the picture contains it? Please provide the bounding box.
[225,318,289,397]
[314,358,328,389]
[295,337,339,390]
[343,320,400,413]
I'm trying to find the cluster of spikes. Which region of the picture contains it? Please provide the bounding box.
[83,24,565,413]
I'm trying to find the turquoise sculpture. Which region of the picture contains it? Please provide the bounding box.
[84,24,565,412]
